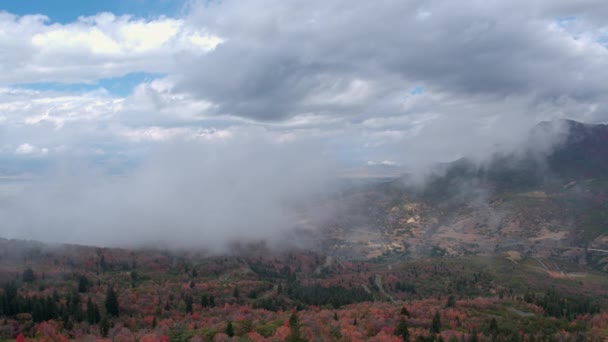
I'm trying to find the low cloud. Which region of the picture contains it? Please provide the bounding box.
[0,136,334,251]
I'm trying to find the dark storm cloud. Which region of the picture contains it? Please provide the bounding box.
[175,0,608,123]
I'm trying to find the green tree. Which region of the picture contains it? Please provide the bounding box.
[78,276,90,293]
[288,312,304,342]
[431,311,441,334]
[168,323,188,342]
[225,321,235,337]
[489,318,498,337]
[446,295,456,308]
[200,295,209,308]
[104,286,119,317]
[469,329,479,342]
[184,295,193,314]
[395,317,409,341]
[130,271,138,288]
[100,315,110,337]
[22,268,36,283]
[86,297,101,324]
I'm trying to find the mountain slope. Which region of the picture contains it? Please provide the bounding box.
[316,120,608,271]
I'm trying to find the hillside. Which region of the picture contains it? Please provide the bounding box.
[0,239,606,341]
[309,120,608,272]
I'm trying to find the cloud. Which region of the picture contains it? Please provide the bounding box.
[0,1,607,217]
[15,143,48,155]
[0,136,334,250]
[171,0,608,124]
[0,11,221,85]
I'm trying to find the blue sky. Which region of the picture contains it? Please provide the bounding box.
[1,0,185,23]
[16,72,167,97]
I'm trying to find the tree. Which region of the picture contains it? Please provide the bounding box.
[288,312,304,342]
[22,268,36,283]
[489,318,498,337]
[233,287,240,299]
[100,315,110,337]
[130,271,138,288]
[401,306,410,317]
[105,286,119,317]
[395,317,409,341]
[87,298,101,324]
[184,295,193,314]
[431,311,441,334]
[201,295,209,308]
[78,276,90,293]
[446,295,456,308]
[99,255,108,272]
[225,321,235,337]
[168,323,188,342]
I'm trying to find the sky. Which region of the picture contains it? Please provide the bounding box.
[0,0,607,173]
[0,0,608,247]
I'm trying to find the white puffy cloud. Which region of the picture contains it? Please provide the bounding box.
[0,11,222,85]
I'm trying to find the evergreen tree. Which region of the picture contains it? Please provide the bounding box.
[86,298,100,324]
[130,271,138,288]
[395,317,409,341]
[489,318,498,337]
[225,321,235,337]
[78,276,90,293]
[401,306,410,317]
[22,268,36,283]
[200,295,209,308]
[431,311,441,334]
[100,315,110,337]
[168,323,188,342]
[99,255,108,273]
[288,312,304,342]
[105,286,119,317]
[184,295,193,314]
[469,329,479,342]
[446,295,456,308]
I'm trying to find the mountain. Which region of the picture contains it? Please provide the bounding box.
[311,120,608,272]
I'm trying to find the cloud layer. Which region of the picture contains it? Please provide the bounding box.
[1,1,608,246]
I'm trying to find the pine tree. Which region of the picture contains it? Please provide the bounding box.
[431,311,441,334]
[78,276,90,293]
[22,268,36,283]
[446,295,456,308]
[489,318,498,336]
[288,312,303,342]
[184,295,193,314]
[100,315,110,337]
[401,306,410,317]
[225,321,235,337]
[105,286,119,317]
[395,317,409,341]
[86,298,100,324]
